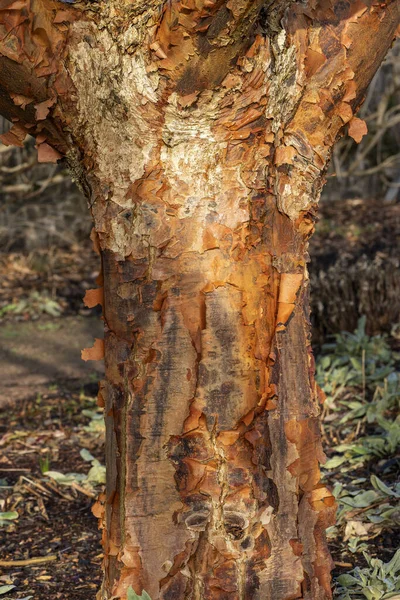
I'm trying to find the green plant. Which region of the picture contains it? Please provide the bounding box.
[332,475,400,549]
[39,454,50,474]
[339,374,400,425]
[335,549,400,599]
[0,511,18,528]
[82,407,105,434]
[0,585,16,595]
[317,317,398,406]
[324,415,400,470]
[347,537,369,554]
[320,320,399,577]
[127,587,152,600]
[80,448,106,484]
[0,292,62,319]
[44,448,105,491]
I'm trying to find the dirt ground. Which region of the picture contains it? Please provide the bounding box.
[0,390,104,600]
[0,317,103,408]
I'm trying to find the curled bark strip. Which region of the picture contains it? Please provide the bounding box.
[84,287,104,309]
[276,273,304,332]
[348,117,368,143]
[37,142,62,163]
[81,338,105,362]
[0,123,28,147]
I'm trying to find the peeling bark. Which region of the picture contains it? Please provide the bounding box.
[0,1,398,598]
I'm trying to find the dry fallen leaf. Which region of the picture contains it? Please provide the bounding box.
[344,520,372,541]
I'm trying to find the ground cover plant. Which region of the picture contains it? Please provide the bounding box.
[316,318,400,598]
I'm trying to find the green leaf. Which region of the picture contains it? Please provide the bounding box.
[42,299,62,317]
[0,511,18,521]
[363,587,383,600]
[87,463,106,484]
[350,357,362,371]
[80,448,95,462]
[82,409,102,419]
[324,455,347,469]
[0,585,16,595]
[337,574,360,587]
[320,356,331,370]
[44,470,69,482]
[371,476,398,498]
[367,515,385,524]
[336,592,352,600]
[350,490,380,508]
[385,550,400,577]
[356,315,367,338]
[127,587,152,600]
[44,471,86,486]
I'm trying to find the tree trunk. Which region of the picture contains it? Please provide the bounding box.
[0,1,398,599]
[97,145,335,600]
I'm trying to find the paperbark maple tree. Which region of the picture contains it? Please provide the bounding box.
[0,1,398,599]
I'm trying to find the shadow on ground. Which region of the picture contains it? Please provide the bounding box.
[0,316,104,407]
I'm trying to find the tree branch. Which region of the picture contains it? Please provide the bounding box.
[153,0,267,93]
[0,0,79,154]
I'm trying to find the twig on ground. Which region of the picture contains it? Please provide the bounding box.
[0,555,57,567]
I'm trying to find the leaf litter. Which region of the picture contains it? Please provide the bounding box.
[0,387,105,599]
[316,318,400,598]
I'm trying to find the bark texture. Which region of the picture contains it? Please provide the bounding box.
[0,1,398,599]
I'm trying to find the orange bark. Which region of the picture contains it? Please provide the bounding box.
[0,1,398,598]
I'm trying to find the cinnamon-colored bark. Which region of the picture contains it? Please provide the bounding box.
[0,1,398,598]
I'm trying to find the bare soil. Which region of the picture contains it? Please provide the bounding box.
[0,316,104,408]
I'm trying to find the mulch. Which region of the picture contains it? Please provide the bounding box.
[0,388,103,600]
[310,197,400,264]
